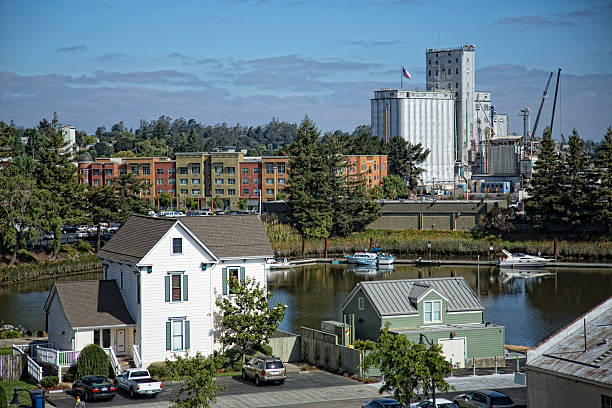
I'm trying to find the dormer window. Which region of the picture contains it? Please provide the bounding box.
[424,300,442,323]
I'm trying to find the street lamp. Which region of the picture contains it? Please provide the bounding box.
[419,333,438,408]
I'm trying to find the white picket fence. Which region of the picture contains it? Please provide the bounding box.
[132,344,142,368]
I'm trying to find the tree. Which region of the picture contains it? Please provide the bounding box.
[113,150,137,158]
[595,127,612,233]
[76,344,110,379]
[387,136,430,189]
[381,175,411,199]
[159,192,172,209]
[34,113,83,258]
[216,277,285,363]
[165,352,226,408]
[358,328,452,406]
[286,117,334,239]
[525,127,563,229]
[93,142,114,157]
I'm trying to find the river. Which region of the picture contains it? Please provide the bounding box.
[0,265,609,347]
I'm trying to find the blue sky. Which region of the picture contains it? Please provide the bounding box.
[1,0,611,140]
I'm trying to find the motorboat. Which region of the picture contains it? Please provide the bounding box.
[415,257,441,266]
[371,248,395,265]
[345,252,378,265]
[498,249,551,268]
[266,258,293,270]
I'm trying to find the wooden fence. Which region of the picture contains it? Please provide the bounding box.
[269,330,301,362]
[0,354,26,380]
[299,327,362,376]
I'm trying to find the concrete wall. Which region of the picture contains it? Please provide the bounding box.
[526,369,610,408]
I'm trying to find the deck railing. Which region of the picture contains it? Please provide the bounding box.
[104,347,121,376]
[34,346,58,366]
[58,350,80,367]
[132,344,142,368]
[27,355,43,382]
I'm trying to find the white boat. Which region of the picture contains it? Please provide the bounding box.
[377,253,395,265]
[266,258,293,270]
[499,249,551,268]
[345,252,378,265]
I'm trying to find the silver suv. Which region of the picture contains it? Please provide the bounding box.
[242,356,286,385]
[454,390,514,408]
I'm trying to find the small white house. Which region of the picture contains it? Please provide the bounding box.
[44,214,274,369]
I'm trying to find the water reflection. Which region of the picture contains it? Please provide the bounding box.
[268,264,612,347]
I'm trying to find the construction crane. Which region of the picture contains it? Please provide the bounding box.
[549,68,562,138]
[531,71,553,139]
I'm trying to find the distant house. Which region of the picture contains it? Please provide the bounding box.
[44,214,273,372]
[342,278,505,367]
[526,297,612,407]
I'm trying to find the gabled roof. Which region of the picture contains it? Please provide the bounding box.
[44,280,135,329]
[526,297,612,387]
[342,277,484,317]
[97,215,274,264]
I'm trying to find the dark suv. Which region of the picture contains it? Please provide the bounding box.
[242,356,287,385]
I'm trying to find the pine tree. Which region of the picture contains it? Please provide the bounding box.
[525,127,563,230]
[595,127,612,233]
[34,113,83,258]
[388,136,430,189]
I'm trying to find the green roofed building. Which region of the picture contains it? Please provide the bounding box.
[342,277,505,368]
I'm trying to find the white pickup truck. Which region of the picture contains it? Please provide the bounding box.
[114,368,162,398]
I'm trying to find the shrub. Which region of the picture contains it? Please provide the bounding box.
[147,362,169,379]
[0,329,21,339]
[40,376,59,388]
[251,343,273,356]
[75,240,91,253]
[60,244,78,256]
[62,364,77,383]
[76,344,110,379]
[0,386,7,408]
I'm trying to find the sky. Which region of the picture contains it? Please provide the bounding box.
[1,0,611,141]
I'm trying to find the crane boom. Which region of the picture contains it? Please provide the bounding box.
[531,71,553,139]
[550,68,562,137]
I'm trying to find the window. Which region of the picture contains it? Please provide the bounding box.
[104,169,112,176]
[447,69,451,74]
[168,188,175,194]
[191,166,200,175]
[227,178,235,185]
[169,178,175,185]
[158,188,164,193]
[179,167,188,174]
[172,238,182,254]
[137,274,141,304]
[214,165,223,175]
[448,59,451,63]
[192,189,200,195]
[242,188,249,195]
[358,297,365,311]
[192,179,200,184]
[428,70,431,76]
[242,178,249,184]
[266,178,274,185]
[172,274,181,301]
[157,178,164,185]
[266,189,274,195]
[602,395,612,408]
[428,59,431,64]
[253,178,261,185]
[266,164,274,174]
[253,168,260,174]
[223,267,244,295]
[142,165,150,175]
[242,168,249,174]
[166,319,190,351]
[130,165,139,175]
[435,70,438,76]
[227,189,235,195]
[105,180,111,185]
[157,168,164,175]
[455,82,458,88]
[456,68,459,75]
[225,167,235,174]
[94,329,100,345]
[180,178,188,185]
[423,301,442,323]
[278,178,285,185]
[277,163,286,174]
[165,273,188,302]
[168,168,175,174]
[102,329,111,348]
[93,179,100,186]
[180,189,188,195]
[455,58,458,63]
[254,189,260,195]
[215,178,224,184]
[215,189,224,195]
[92,169,100,175]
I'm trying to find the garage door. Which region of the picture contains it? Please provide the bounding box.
[437,338,466,368]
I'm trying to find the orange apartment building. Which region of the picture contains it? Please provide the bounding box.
[345,155,387,188]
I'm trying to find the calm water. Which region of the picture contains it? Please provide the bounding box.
[0,266,609,347]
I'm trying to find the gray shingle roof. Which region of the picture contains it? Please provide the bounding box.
[45,280,135,328]
[343,277,484,316]
[98,215,273,264]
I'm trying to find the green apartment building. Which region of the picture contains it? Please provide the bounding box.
[342,277,505,368]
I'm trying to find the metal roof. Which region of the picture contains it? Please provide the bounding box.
[527,297,612,388]
[343,277,484,316]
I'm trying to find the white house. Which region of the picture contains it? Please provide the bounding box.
[44,214,273,370]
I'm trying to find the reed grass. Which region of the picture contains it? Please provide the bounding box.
[266,222,612,261]
[0,254,102,285]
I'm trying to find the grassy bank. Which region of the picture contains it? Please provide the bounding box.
[0,254,102,286]
[267,222,612,261]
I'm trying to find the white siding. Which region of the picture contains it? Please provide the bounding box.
[46,293,74,351]
[75,330,94,351]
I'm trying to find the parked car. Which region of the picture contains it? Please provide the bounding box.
[114,368,162,398]
[72,375,116,402]
[363,398,405,408]
[453,390,515,408]
[410,398,458,408]
[242,356,286,385]
[76,229,89,238]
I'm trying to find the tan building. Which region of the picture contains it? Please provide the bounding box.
[175,152,209,209]
[209,151,244,209]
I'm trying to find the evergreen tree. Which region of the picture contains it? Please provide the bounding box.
[525,127,563,230]
[34,113,83,258]
[595,127,612,233]
[387,136,429,189]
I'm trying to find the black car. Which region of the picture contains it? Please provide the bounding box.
[72,375,116,401]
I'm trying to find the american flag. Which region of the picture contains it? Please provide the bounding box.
[402,67,411,79]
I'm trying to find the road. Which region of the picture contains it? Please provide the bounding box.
[47,370,525,408]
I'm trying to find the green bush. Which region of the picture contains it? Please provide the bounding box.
[75,240,91,253]
[251,343,273,356]
[62,364,77,383]
[76,344,110,379]
[0,329,21,339]
[40,376,59,388]
[0,385,7,408]
[60,244,78,256]
[147,362,169,379]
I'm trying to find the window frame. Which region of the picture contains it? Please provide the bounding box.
[358,297,365,311]
[423,300,442,323]
[172,237,182,254]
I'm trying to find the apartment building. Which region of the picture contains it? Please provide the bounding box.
[208,151,244,209]
[261,156,289,202]
[175,152,208,209]
[345,155,387,188]
[239,157,263,209]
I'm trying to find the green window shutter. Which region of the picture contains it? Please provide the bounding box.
[183,275,188,301]
[184,321,190,349]
[165,276,170,302]
[240,266,245,281]
[222,267,228,295]
[165,322,171,350]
